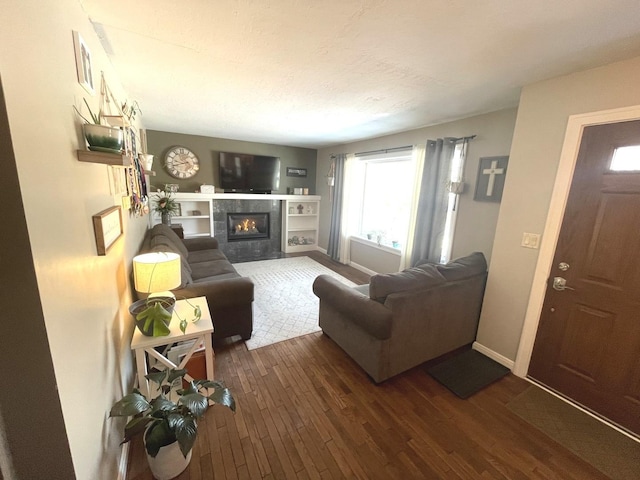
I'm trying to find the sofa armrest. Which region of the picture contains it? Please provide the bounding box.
[313,275,393,340]
[182,236,220,251]
[173,276,253,309]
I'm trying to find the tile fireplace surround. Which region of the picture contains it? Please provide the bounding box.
[212,199,283,263]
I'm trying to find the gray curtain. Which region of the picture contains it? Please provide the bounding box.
[327,154,346,261]
[410,138,456,266]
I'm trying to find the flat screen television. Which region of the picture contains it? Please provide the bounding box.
[219,152,281,193]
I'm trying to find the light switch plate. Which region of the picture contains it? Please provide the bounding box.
[521,232,541,249]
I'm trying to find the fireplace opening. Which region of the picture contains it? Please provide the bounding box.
[227,212,270,241]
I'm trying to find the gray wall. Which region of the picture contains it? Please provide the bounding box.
[147,130,317,194]
[477,54,640,362]
[349,240,401,274]
[316,108,518,273]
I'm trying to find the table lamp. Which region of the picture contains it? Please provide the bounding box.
[132,252,181,299]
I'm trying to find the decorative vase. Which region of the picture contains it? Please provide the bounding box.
[145,436,192,480]
[161,212,171,226]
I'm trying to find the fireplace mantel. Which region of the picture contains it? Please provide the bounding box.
[168,192,320,202]
[151,193,321,261]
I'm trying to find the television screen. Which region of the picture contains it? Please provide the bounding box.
[219,152,281,193]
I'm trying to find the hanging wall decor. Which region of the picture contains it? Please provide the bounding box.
[72,31,94,94]
[474,156,509,202]
[92,206,123,255]
[286,167,307,177]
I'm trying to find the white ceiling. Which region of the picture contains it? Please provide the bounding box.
[80,0,640,148]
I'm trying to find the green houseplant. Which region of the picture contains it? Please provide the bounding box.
[129,296,176,336]
[110,368,235,479]
[130,296,202,336]
[76,98,124,153]
[153,192,180,226]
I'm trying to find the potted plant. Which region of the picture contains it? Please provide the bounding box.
[153,192,180,226]
[130,296,201,337]
[110,368,235,480]
[129,296,176,336]
[75,98,124,153]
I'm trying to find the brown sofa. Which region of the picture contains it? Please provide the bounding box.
[137,224,253,341]
[312,252,487,383]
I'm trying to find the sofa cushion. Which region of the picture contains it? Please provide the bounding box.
[148,244,192,288]
[369,264,446,303]
[190,259,238,281]
[148,224,191,270]
[151,224,190,259]
[193,272,242,283]
[436,252,487,281]
[188,248,230,264]
[150,233,192,274]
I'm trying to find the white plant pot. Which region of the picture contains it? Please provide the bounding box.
[82,123,123,152]
[139,153,154,170]
[145,440,192,480]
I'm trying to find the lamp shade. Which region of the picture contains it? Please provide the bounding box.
[132,252,181,293]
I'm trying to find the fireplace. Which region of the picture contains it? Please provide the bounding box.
[227,212,270,241]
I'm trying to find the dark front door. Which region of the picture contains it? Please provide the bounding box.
[528,120,640,435]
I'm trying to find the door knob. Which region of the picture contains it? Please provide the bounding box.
[552,276,575,291]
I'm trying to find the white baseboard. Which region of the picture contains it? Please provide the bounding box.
[348,261,377,277]
[117,441,129,480]
[472,342,515,371]
[314,247,375,277]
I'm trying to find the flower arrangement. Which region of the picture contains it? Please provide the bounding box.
[153,192,180,215]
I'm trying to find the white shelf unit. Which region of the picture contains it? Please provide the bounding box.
[282,199,320,253]
[152,193,214,238]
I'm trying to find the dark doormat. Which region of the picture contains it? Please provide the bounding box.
[427,349,510,398]
[508,386,640,480]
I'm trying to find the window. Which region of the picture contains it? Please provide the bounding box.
[352,150,414,250]
[610,145,640,171]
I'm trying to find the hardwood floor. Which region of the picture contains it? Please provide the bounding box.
[127,253,607,479]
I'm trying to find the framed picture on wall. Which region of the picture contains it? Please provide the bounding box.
[92,206,123,255]
[474,156,509,202]
[286,167,307,177]
[72,31,94,94]
[108,166,128,197]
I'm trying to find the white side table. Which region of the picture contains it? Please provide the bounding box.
[131,296,215,398]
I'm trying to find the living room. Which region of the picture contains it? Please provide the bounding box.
[2,1,640,479]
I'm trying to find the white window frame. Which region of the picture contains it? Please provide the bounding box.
[350,149,415,251]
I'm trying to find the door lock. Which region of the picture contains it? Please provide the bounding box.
[558,262,570,271]
[552,276,575,291]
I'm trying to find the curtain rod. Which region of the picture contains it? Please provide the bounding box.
[354,145,412,157]
[335,136,475,158]
[453,135,477,142]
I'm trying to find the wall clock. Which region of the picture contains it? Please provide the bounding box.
[164,146,200,179]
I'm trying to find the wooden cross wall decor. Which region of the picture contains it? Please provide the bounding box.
[474,156,509,202]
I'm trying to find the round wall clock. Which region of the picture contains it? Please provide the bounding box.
[164,146,200,179]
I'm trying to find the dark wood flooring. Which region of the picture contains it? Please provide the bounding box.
[127,252,607,479]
